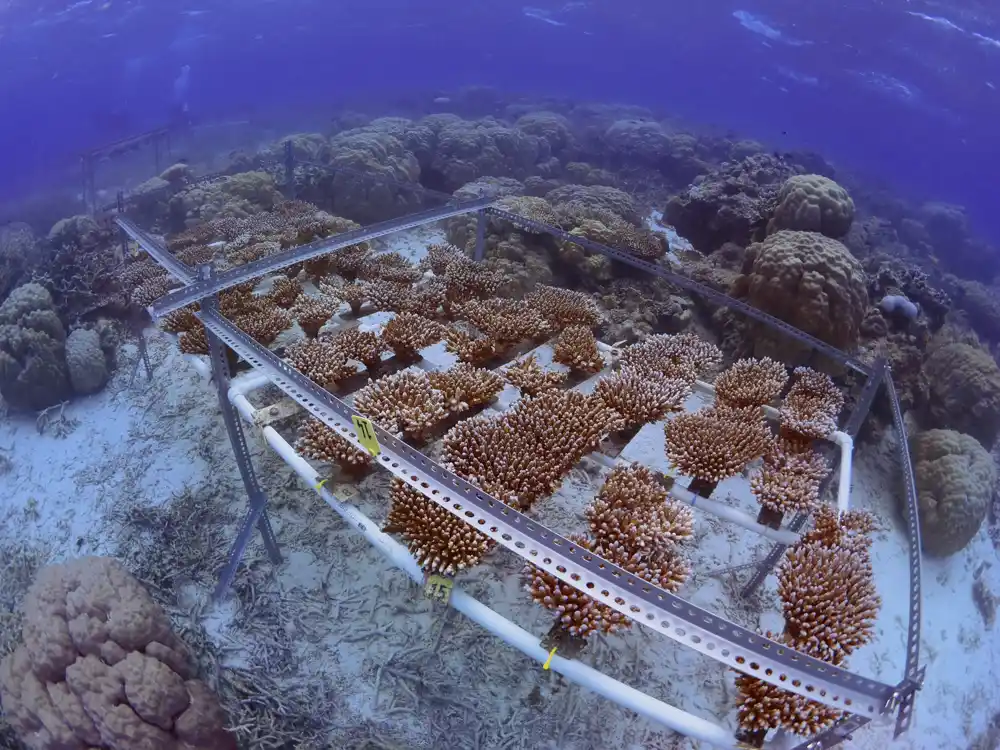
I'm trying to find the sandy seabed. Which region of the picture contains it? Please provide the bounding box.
[1,228,999,750]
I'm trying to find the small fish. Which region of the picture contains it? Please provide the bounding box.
[432,96,451,104]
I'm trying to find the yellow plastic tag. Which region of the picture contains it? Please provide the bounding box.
[314,477,329,491]
[424,574,453,604]
[351,415,381,456]
[542,647,558,670]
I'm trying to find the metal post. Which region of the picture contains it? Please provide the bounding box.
[740,359,888,597]
[473,208,487,261]
[197,264,282,601]
[284,139,296,199]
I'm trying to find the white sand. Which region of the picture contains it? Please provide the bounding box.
[2,228,998,749]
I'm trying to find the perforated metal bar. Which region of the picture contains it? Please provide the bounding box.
[486,207,871,375]
[200,280,281,600]
[790,714,871,749]
[116,216,196,284]
[885,371,924,736]
[740,359,888,597]
[199,307,896,716]
[146,196,495,316]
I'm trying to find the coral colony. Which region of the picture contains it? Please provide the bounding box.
[6,105,1000,749]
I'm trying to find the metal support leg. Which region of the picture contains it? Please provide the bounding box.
[284,139,296,199]
[129,331,154,386]
[740,358,888,597]
[198,266,281,601]
[473,208,487,261]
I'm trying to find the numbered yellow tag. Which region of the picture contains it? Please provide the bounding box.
[424,574,453,604]
[351,415,381,457]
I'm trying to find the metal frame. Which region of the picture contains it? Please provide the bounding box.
[81,127,171,212]
[112,164,925,746]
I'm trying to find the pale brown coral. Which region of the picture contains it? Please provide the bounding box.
[594,369,691,429]
[501,354,567,397]
[235,303,292,346]
[526,285,603,328]
[428,363,504,414]
[384,478,494,575]
[326,243,371,279]
[750,437,829,515]
[358,252,422,284]
[325,327,385,370]
[295,416,373,477]
[780,367,844,439]
[381,312,446,361]
[713,357,788,408]
[0,557,236,750]
[321,279,367,315]
[586,464,694,554]
[445,327,501,366]
[284,339,356,390]
[524,535,630,638]
[553,325,605,374]
[455,298,552,346]
[353,370,448,441]
[620,333,723,382]
[442,390,621,510]
[664,406,771,491]
[292,295,336,338]
[422,243,467,275]
[439,259,507,309]
[132,275,179,307]
[178,327,209,356]
[265,276,303,308]
[160,307,200,335]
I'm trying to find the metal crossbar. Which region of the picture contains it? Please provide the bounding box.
[198,306,898,717]
[145,196,494,317]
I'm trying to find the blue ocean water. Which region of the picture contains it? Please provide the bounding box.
[0,0,999,243]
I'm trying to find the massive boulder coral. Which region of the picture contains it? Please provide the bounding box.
[911,429,996,556]
[0,556,236,750]
[663,153,799,253]
[429,117,549,191]
[922,342,1000,447]
[767,174,855,238]
[731,230,868,364]
[65,327,110,395]
[168,171,283,230]
[0,282,72,410]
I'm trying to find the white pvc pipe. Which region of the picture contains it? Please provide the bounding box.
[669,481,800,546]
[831,431,853,516]
[225,379,752,749]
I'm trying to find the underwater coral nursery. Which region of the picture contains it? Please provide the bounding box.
[52,150,924,750]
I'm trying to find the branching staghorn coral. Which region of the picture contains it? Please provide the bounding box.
[383,478,494,575]
[442,390,622,510]
[320,279,367,316]
[593,369,691,430]
[291,294,336,338]
[445,326,501,366]
[284,339,357,391]
[735,506,880,744]
[455,298,553,349]
[620,333,723,383]
[713,357,788,408]
[324,327,386,370]
[586,464,695,555]
[501,353,567,397]
[131,275,180,307]
[325,243,371,280]
[265,276,303,309]
[179,326,209,356]
[780,366,844,439]
[664,405,772,497]
[422,243,467,275]
[552,325,605,374]
[525,285,603,329]
[353,369,448,441]
[295,415,373,477]
[160,307,200,335]
[438,258,508,312]
[381,312,446,362]
[428,363,504,414]
[750,436,829,521]
[358,252,422,284]
[0,557,237,750]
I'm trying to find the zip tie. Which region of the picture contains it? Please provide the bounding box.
[314,478,328,491]
[542,647,557,670]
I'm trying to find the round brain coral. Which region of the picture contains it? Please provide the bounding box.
[911,429,997,556]
[0,556,235,750]
[923,342,1000,448]
[768,174,855,238]
[733,230,868,363]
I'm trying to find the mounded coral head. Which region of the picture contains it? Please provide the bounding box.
[911,428,997,556]
[768,174,855,238]
[922,341,1000,448]
[733,230,868,364]
[0,556,236,750]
